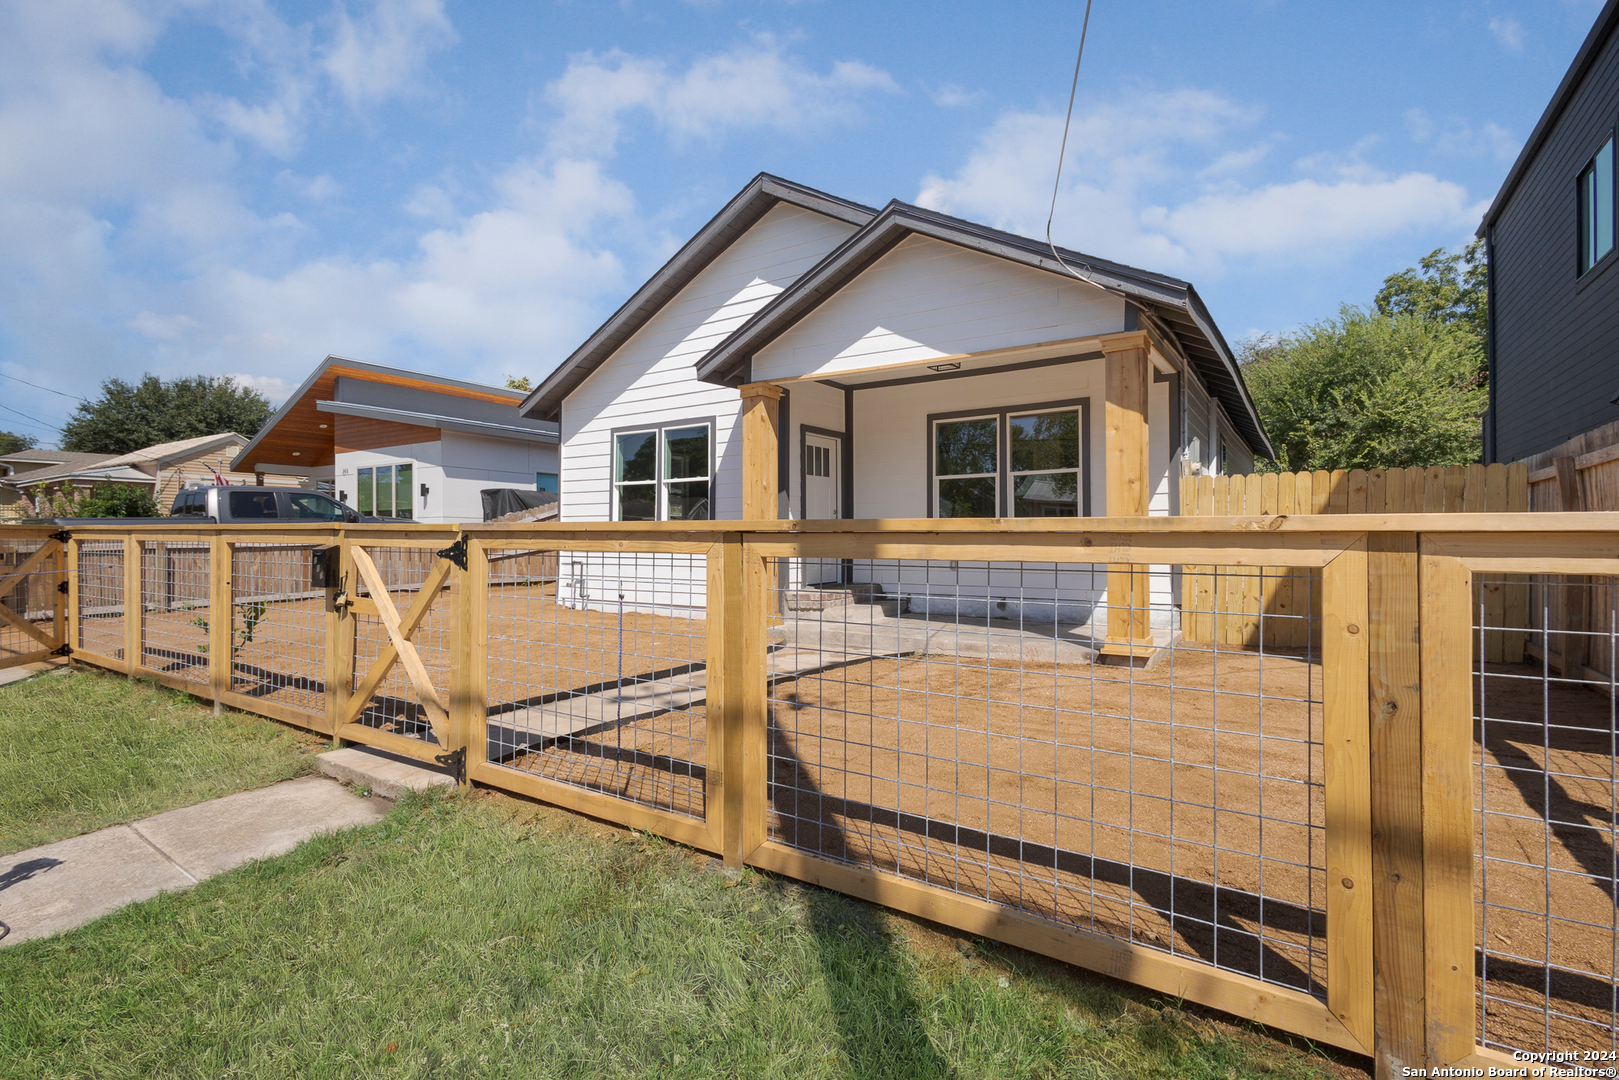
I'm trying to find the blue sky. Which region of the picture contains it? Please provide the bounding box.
[0,0,1605,446]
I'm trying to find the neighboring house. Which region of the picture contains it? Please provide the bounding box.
[520,173,1268,653]
[237,357,559,523]
[1,450,115,518]
[1,434,305,516]
[1479,0,1619,464]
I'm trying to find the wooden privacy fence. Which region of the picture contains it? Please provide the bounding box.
[5,515,1618,1078]
[1178,464,1530,660]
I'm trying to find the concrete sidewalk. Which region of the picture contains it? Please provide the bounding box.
[0,775,388,948]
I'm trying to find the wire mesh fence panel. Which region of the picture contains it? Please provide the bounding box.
[764,557,1328,999]
[139,541,212,687]
[230,542,327,720]
[76,541,124,660]
[0,535,53,662]
[485,549,709,820]
[351,545,451,745]
[1474,574,1618,1057]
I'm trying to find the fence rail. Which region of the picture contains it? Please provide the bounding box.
[6,514,1618,1078]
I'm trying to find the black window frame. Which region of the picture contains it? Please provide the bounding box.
[926,398,1092,518]
[1578,128,1616,278]
[609,416,716,522]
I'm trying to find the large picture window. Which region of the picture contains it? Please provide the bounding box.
[1580,134,1614,275]
[613,420,712,521]
[930,401,1088,518]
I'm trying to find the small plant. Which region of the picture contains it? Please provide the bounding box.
[191,600,269,658]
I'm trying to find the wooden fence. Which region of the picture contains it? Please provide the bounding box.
[1178,464,1530,656]
[3,515,1616,1078]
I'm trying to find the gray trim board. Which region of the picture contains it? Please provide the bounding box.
[313,401,558,444]
[519,174,875,422]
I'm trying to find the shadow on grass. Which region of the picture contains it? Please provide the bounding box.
[768,709,954,1079]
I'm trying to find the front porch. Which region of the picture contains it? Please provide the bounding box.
[735,329,1175,661]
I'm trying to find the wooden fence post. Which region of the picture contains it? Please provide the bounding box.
[449,534,488,787]
[1368,532,1426,1078]
[328,535,358,746]
[1418,545,1476,1067]
[713,533,745,866]
[124,535,141,677]
[209,535,231,716]
[63,537,77,661]
[1323,537,1373,1053]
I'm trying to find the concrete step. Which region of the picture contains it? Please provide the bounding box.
[316,746,457,799]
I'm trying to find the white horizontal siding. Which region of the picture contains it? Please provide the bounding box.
[561,203,860,523]
[752,235,1127,381]
[785,379,845,520]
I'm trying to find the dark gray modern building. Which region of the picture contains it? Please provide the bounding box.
[1480,0,1619,463]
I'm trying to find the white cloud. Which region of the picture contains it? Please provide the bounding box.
[1489,16,1525,51]
[1404,108,1520,162]
[321,0,455,107]
[227,372,296,404]
[546,38,898,156]
[926,82,979,108]
[917,90,1485,276]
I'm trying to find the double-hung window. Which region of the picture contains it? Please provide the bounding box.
[1580,134,1615,275]
[613,421,712,521]
[932,402,1087,518]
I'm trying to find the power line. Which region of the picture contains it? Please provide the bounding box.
[0,399,64,433]
[1045,0,1102,288]
[0,370,87,402]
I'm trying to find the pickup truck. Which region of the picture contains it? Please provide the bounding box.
[23,485,384,525]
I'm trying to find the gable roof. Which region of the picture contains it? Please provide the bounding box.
[694,201,1272,457]
[518,173,876,421]
[1478,0,1619,234]
[100,432,246,468]
[0,449,111,476]
[237,355,535,471]
[2,452,119,487]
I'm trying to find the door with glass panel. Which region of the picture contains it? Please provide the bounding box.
[803,432,841,584]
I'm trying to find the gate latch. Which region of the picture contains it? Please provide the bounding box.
[436,536,468,571]
[50,530,71,543]
[50,644,72,658]
[57,580,69,595]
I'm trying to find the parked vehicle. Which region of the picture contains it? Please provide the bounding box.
[23,485,386,525]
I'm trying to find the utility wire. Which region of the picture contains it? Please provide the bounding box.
[0,399,64,433]
[1045,0,1102,287]
[0,370,87,402]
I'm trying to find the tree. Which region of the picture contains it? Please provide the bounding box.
[1241,307,1486,472]
[0,430,37,455]
[1374,238,1487,367]
[504,375,533,391]
[60,375,273,455]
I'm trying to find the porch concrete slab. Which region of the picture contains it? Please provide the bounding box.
[316,746,457,800]
[778,611,1103,664]
[132,775,388,880]
[0,826,193,947]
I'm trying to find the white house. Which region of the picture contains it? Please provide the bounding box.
[520,174,1268,655]
[237,357,559,524]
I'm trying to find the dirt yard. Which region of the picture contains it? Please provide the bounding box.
[99,579,1618,1056]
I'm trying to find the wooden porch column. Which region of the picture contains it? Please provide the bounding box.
[1100,331,1153,658]
[739,382,783,520]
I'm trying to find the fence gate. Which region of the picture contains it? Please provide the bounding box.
[0,530,70,671]
[335,537,465,773]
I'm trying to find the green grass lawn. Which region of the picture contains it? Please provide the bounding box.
[0,785,1355,1080]
[0,667,319,855]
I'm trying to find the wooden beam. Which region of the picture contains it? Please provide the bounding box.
[1368,532,1425,1079]
[1417,549,1476,1068]
[711,534,744,866]
[1323,538,1373,1054]
[124,536,142,677]
[342,554,454,725]
[739,382,783,521]
[209,537,231,715]
[1101,334,1151,655]
[0,541,59,601]
[0,597,56,651]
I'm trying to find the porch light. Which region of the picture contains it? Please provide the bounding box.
[927,362,962,372]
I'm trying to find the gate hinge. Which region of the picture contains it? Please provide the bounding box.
[434,746,467,784]
[50,530,71,544]
[50,644,73,658]
[435,535,468,571]
[57,580,70,595]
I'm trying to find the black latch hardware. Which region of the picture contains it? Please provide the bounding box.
[436,536,468,571]
[50,530,71,543]
[50,644,73,657]
[434,746,467,784]
[57,580,69,595]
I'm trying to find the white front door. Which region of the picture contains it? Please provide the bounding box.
[803,433,841,584]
